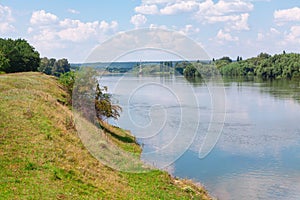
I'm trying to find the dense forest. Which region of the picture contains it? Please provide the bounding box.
[177,52,300,80]
[0,38,70,77]
[0,38,40,73]
[218,52,300,79]
[38,57,71,77]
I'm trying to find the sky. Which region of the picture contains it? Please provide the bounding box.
[0,0,299,62]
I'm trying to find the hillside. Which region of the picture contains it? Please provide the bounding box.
[0,72,211,199]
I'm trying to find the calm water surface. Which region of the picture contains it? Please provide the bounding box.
[101,74,300,200]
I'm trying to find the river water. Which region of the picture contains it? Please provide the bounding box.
[101,74,300,200]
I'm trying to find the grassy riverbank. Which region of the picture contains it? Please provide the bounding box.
[0,72,212,199]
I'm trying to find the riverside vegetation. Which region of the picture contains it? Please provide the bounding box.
[0,72,212,199]
[176,52,300,80]
[0,38,211,199]
[3,37,298,199]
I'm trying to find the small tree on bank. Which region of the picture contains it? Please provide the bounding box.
[95,83,122,121]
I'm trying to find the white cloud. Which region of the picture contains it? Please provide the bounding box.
[178,24,200,36]
[195,0,253,31]
[212,0,253,15]
[142,0,178,5]
[67,9,80,14]
[0,4,15,34]
[58,20,100,42]
[274,7,300,25]
[130,14,147,28]
[228,13,250,31]
[100,20,118,32]
[149,23,168,29]
[257,28,280,42]
[30,10,58,25]
[160,1,199,15]
[135,4,158,15]
[28,10,119,61]
[135,0,253,31]
[285,26,300,44]
[217,29,239,41]
[270,27,280,35]
[30,10,118,42]
[46,19,117,42]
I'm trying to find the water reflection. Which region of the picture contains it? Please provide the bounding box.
[101,74,300,200]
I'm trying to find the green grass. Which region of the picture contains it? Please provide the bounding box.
[0,72,212,200]
[99,121,142,155]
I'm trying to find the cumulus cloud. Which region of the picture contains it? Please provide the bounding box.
[135,4,158,15]
[274,7,300,25]
[217,29,239,41]
[30,10,58,25]
[285,26,300,44]
[141,0,178,5]
[272,7,300,46]
[257,27,280,42]
[28,10,119,61]
[0,4,15,33]
[195,0,253,31]
[211,0,253,15]
[135,0,253,32]
[160,1,199,15]
[178,24,200,36]
[58,19,117,42]
[130,14,147,28]
[29,10,118,43]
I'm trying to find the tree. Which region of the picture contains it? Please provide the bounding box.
[0,38,40,73]
[72,67,122,122]
[95,83,122,121]
[183,64,197,77]
[38,57,71,77]
[52,58,70,76]
[219,56,232,63]
[0,50,9,72]
[38,57,52,75]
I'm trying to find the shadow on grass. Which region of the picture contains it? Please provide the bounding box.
[99,121,136,144]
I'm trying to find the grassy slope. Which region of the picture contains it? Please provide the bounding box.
[0,72,211,200]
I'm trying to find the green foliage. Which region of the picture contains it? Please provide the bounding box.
[58,71,75,95]
[175,61,220,78]
[58,71,75,105]
[38,57,71,77]
[0,50,9,72]
[214,56,233,69]
[183,64,197,77]
[0,72,212,200]
[0,38,40,73]
[72,67,122,122]
[218,52,300,79]
[95,83,122,121]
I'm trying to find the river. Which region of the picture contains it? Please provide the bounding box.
[101,74,300,200]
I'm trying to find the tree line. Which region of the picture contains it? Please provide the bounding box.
[0,38,40,73]
[39,57,71,77]
[0,37,121,122]
[217,52,300,79]
[177,52,300,80]
[0,38,71,77]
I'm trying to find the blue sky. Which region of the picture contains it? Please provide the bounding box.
[0,0,299,62]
